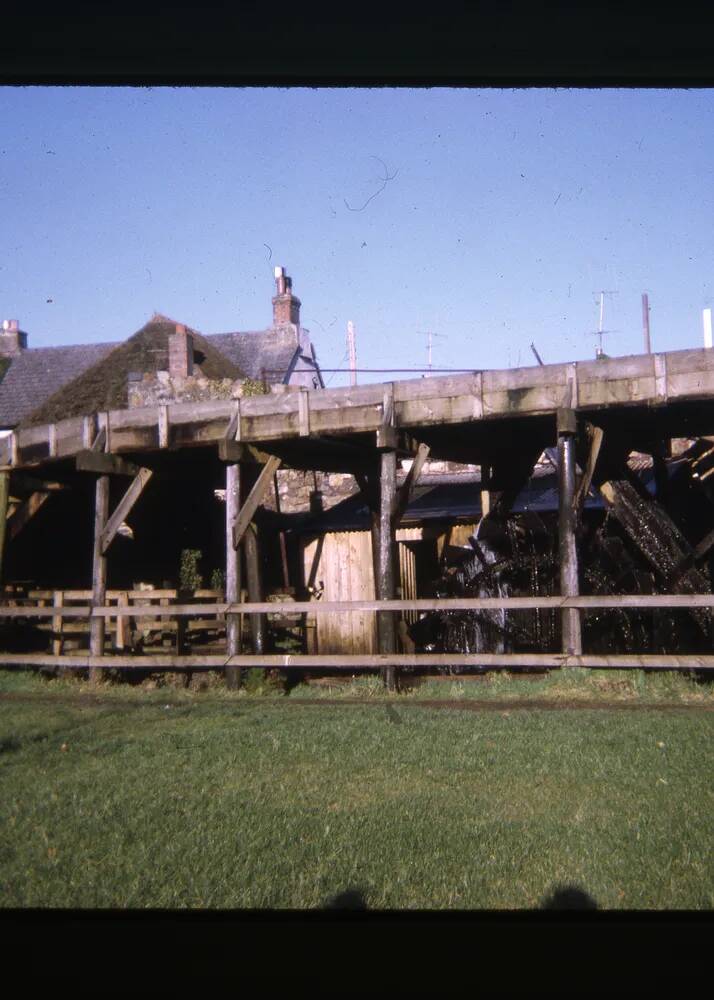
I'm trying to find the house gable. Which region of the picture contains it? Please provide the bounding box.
[18,314,247,428]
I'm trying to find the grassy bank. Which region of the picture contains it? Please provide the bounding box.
[1,669,712,909]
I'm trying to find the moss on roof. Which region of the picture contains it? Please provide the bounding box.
[20,314,248,428]
[0,356,11,386]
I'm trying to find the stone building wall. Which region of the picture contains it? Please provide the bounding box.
[127,371,265,408]
[263,470,361,514]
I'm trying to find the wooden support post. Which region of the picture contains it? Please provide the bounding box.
[273,471,291,591]
[52,591,64,656]
[175,597,187,657]
[0,470,9,586]
[376,449,398,689]
[115,592,128,650]
[480,465,492,519]
[557,408,582,657]
[225,462,242,689]
[244,523,265,654]
[89,475,110,681]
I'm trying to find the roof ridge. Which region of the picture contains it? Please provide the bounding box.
[149,311,202,335]
[23,339,119,353]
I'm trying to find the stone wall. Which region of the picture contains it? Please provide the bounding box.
[127,371,264,407]
[263,460,479,515]
[263,469,361,514]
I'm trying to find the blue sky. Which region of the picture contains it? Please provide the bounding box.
[1,87,714,385]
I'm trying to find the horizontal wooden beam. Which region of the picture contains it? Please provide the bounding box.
[3,593,714,619]
[10,473,68,495]
[217,440,273,464]
[0,652,713,671]
[76,450,141,477]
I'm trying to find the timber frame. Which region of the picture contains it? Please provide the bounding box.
[3,344,714,681]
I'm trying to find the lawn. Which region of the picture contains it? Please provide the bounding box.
[1,668,712,909]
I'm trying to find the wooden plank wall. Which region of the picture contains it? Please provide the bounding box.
[302,531,377,653]
[396,527,422,626]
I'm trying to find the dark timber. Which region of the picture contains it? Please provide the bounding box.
[0,471,8,584]
[557,407,582,656]
[225,462,242,688]
[244,522,265,655]
[376,449,398,689]
[89,474,110,680]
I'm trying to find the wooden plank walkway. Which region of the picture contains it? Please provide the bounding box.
[3,347,714,469]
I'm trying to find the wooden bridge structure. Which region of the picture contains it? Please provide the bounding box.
[2,345,714,685]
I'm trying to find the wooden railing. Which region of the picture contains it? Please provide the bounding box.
[1,593,714,670]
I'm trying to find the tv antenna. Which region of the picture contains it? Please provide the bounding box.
[588,290,618,358]
[418,331,447,373]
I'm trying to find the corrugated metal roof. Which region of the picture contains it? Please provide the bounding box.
[290,467,669,534]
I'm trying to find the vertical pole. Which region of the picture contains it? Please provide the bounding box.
[642,293,651,354]
[347,321,358,386]
[225,462,242,689]
[52,591,65,656]
[557,409,582,658]
[704,308,713,349]
[376,449,397,689]
[273,471,290,590]
[480,465,492,519]
[0,470,9,588]
[89,475,109,681]
[244,522,265,655]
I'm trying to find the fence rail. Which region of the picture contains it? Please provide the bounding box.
[2,594,714,617]
[0,652,713,670]
[1,593,713,672]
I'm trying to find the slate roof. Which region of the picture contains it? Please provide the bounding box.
[0,341,116,428]
[0,320,322,428]
[19,314,246,428]
[207,327,321,387]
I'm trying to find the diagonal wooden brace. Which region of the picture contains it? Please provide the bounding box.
[100,467,153,554]
[574,422,604,516]
[231,455,282,550]
[91,426,107,453]
[7,491,51,541]
[394,442,430,525]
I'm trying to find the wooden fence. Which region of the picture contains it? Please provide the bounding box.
[1,592,714,671]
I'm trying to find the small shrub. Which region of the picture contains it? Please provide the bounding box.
[179,549,203,591]
[240,378,267,398]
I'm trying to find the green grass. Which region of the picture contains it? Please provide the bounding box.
[1,669,712,909]
[290,665,714,704]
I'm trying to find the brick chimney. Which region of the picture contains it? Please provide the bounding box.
[168,323,194,378]
[0,319,27,357]
[272,266,301,326]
